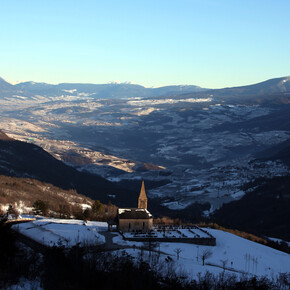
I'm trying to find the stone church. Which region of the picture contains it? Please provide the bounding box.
[117,181,153,232]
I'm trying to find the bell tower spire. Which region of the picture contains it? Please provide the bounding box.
[138,181,148,209]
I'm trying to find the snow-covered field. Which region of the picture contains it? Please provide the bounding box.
[12,218,290,280]
[12,218,107,247]
[114,228,290,279]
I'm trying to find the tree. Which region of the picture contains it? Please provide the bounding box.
[92,200,104,214]
[200,249,213,266]
[59,204,71,219]
[220,259,228,271]
[72,205,84,220]
[174,248,182,260]
[7,205,19,217]
[83,208,91,220]
[33,200,49,216]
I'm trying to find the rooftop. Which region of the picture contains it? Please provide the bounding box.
[118,208,153,219]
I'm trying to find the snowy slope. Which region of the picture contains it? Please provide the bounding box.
[113,228,290,279]
[13,218,289,280]
[12,218,107,247]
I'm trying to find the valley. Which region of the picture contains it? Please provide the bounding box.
[1,78,290,214]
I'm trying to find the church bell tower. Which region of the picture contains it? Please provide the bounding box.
[138,181,148,209]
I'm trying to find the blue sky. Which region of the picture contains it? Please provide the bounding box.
[1,0,289,88]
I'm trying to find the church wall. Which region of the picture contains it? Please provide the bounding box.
[118,218,153,232]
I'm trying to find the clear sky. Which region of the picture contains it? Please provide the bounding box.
[1,0,290,88]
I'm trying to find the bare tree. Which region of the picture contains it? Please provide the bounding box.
[220,259,228,271]
[200,249,213,266]
[174,248,182,260]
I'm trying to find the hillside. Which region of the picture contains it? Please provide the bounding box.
[255,138,290,166]
[0,131,143,205]
[0,175,93,216]
[178,77,290,104]
[12,218,290,280]
[0,131,170,211]
[0,130,13,141]
[0,77,13,91]
[210,76,290,98]
[209,105,290,133]
[213,174,290,241]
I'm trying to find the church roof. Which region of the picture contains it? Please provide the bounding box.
[118,208,153,219]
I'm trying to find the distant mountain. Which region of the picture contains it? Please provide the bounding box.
[15,81,55,92]
[173,77,290,105]
[12,81,205,99]
[0,77,15,98]
[211,76,290,97]
[0,77,13,90]
[150,85,206,96]
[2,76,290,101]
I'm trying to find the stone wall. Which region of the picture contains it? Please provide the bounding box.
[122,236,216,246]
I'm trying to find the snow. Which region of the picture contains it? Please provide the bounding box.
[10,217,290,280]
[231,190,245,199]
[113,228,290,279]
[132,107,157,116]
[80,203,91,210]
[127,98,212,106]
[12,218,106,247]
[118,208,131,214]
[268,237,290,247]
[122,227,211,239]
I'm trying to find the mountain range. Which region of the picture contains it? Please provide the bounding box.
[0,77,205,99]
[0,76,290,101]
[201,76,290,97]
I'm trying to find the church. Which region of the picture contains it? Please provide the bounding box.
[117,181,153,232]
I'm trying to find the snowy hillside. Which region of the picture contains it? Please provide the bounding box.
[114,228,290,279]
[12,218,290,280]
[12,218,107,247]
